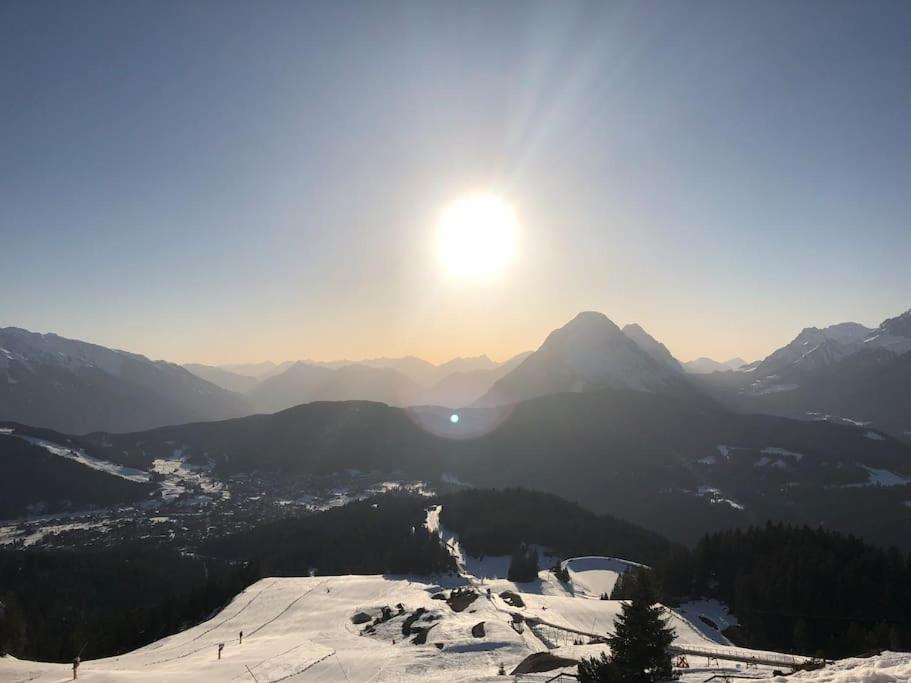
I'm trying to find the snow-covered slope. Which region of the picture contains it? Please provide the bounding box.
[0,575,532,682]
[0,428,149,483]
[0,571,801,683]
[5,503,884,682]
[753,323,873,379]
[747,310,911,384]
[778,651,911,682]
[693,309,911,440]
[863,308,911,355]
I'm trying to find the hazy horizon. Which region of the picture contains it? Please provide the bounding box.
[7,304,910,368]
[4,1,910,365]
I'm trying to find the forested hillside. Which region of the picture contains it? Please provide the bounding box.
[438,489,692,595]
[693,524,911,657]
[203,495,454,576]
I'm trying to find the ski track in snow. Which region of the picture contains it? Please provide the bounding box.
[2,431,150,483]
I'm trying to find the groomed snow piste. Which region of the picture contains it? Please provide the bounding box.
[3,505,909,682]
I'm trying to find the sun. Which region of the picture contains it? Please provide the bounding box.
[436,193,518,280]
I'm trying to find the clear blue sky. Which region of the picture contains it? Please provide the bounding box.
[2,0,909,364]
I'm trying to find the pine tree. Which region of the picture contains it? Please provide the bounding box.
[606,568,675,682]
[507,543,539,582]
[578,651,619,682]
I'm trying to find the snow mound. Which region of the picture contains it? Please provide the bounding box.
[778,651,911,682]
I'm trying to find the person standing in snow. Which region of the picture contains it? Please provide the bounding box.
[72,656,80,680]
[218,643,224,660]
[239,630,243,645]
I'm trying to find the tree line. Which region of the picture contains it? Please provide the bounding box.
[692,522,911,657]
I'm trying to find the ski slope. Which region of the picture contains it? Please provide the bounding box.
[0,575,532,682]
[0,572,814,683]
[4,503,904,682]
[0,429,150,483]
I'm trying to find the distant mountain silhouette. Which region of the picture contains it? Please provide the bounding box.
[0,327,250,434]
[414,352,531,407]
[248,361,420,413]
[477,312,700,406]
[183,364,261,393]
[295,355,500,386]
[684,357,747,374]
[621,323,683,372]
[186,353,529,410]
[218,361,296,379]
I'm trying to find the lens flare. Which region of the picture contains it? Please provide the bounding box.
[405,404,514,442]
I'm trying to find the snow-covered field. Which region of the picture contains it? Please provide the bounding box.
[779,651,911,682]
[560,556,644,598]
[0,571,827,683]
[3,504,908,682]
[0,574,532,682]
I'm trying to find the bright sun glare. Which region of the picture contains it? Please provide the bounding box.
[436,194,518,280]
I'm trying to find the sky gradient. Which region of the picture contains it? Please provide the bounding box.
[2,1,910,365]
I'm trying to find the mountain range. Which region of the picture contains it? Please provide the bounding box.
[188,352,533,416]
[2,306,910,549]
[4,382,911,548]
[3,308,909,442]
[694,309,911,439]
[0,327,248,434]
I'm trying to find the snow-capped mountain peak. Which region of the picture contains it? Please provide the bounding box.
[753,322,874,378]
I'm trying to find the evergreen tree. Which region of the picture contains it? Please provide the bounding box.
[578,651,620,682]
[507,543,539,582]
[610,571,631,599]
[607,568,675,682]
